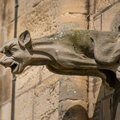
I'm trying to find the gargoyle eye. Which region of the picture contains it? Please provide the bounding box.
[5,50,12,56]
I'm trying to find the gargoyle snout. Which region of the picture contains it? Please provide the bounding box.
[0,58,5,67]
[0,56,11,67]
[0,57,5,66]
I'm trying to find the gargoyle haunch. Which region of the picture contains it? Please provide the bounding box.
[0,30,120,87]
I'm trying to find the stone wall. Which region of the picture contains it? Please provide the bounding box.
[0,0,120,120]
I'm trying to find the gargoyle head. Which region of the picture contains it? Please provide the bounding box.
[0,30,32,74]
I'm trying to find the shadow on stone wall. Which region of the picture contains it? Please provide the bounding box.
[113,80,120,120]
[62,105,88,120]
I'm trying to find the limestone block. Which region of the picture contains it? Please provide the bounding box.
[88,77,103,102]
[111,11,120,32]
[88,76,114,113]
[1,0,61,39]
[89,0,95,14]
[88,76,114,118]
[60,14,88,30]
[0,63,3,75]
[6,22,14,40]
[0,26,7,74]
[34,74,60,95]
[0,25,8,53]
[90,2,120,31]
[15,89,34,120]
[60,0,88,14]
[40,66,54,82]
[0,0,14,25]
[18,0,40,17]
[59,76,88,101]
[4,0,90,39]
[0,102,11,120]
[59,76,89,119]
[17,0,61,38]
[34,77,59,120]
[90,15,101,30]
[0,70,12,104]
[0,0,3,24]
[16,0,89,38]
[59,0,88,31]
[88,77,103,117]
[96,0,118,12]
[16,66,40,96]
[102,3,120,31]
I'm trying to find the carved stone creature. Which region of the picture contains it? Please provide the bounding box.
[0,30,120,87]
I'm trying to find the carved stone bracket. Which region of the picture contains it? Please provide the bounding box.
[0,30,120,88]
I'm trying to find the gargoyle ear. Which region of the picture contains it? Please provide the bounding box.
[18,30,31,49]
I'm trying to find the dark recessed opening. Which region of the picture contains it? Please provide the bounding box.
[118,26,120,32]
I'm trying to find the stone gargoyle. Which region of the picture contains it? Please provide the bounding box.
[0,30,120,87]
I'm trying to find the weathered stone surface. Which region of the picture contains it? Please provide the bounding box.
[0,102,11,120]
[34,76,59,120]
[60,0,88,14]
[60,16,88,31]
[18,0,41,17]
[59,76,88,101]
[88,76,114,118]
[59,0,88,30]
[17,0,61,38]
[90,2,120,32]
[0,24,9,74]
[15,89,34,120]
[96,0,118,12]
[102,3,120,31]
[89,15,101,30]
[0,0,14,25]
[40,66,53,82]
[59,76,88,120]
[88,77,102,117]
[89,0,96,14]
[34,74,60,95]
[0,70,12,104]
[111,10,120,32]
[16,66,40,96]
[15,0,89,39]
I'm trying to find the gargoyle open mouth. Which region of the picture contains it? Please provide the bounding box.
[10,62,19,74]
